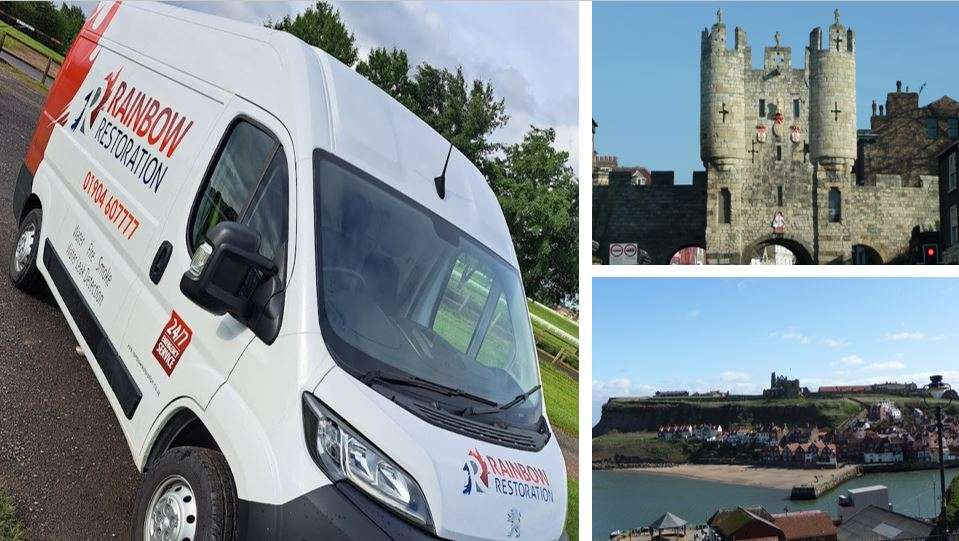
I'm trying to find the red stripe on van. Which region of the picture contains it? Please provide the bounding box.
[23,1,122,174]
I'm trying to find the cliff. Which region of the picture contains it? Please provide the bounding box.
[592,396,862,437]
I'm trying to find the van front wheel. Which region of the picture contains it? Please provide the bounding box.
[9,208,43,293]
[132,446,237,541]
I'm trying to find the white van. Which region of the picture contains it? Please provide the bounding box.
[10,2,567,539]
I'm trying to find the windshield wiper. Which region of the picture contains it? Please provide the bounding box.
[360,370,498,407]
[460,385,542,417]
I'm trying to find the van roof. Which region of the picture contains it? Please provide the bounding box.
[102,1,518,267]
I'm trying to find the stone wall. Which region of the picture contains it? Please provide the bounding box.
[593,172,706,264]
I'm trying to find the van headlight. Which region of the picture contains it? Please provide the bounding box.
[302,393,433,529]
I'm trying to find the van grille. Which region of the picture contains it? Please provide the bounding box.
[410,403,545,451]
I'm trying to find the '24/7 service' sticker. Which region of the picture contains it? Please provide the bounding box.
[152,311,192,376]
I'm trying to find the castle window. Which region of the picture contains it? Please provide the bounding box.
[776,145,782,161]
[793,99,800,119]
[777,186,783,206]
[720,188,731,224]
[949,118,959,139]
[926,118,939,139]
[949,152,957,192]
[759,99,766,117]
[828,188,842,223]
[951,205,958,246]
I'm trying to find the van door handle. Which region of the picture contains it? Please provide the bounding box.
[149,241,173,285]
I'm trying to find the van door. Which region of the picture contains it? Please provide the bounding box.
[119,101,295,447]
[36,39,224,425]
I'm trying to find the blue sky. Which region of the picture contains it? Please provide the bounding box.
[67,1,579,168]
[592,278,959,425]
[593,2,959,183]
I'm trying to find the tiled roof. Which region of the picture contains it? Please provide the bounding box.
[772,510,837,540]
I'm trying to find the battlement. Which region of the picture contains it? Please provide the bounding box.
[808,9,855,54]
[701,9,749,56]
[863,174,938,189]
[594,154,618,168]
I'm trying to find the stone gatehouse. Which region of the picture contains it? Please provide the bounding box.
[593,9,942,264]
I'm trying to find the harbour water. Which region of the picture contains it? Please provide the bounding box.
[592,468,959,540]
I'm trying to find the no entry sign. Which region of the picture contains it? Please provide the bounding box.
[609,243,638,265]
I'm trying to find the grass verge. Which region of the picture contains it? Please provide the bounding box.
[565,476,578,541]
[540,360,577,438]
[0,490,25,541]
[0,22,64,62]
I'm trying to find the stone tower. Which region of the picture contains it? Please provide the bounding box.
[808,9,856,173]
[700,8,746,171]
[594,8,939,265]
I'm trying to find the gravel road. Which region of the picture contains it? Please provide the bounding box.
[0,63,138,539]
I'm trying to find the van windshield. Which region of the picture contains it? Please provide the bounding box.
[314,152,543,426]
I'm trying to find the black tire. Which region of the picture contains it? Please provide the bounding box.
[9,207,43,293]
[131,446,238,541]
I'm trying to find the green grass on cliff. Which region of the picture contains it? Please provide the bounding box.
[592,432,694,464]
[601,396,864,432]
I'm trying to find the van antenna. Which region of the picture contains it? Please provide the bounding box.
[434,143,453,199]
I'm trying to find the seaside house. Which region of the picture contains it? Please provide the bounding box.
[708,507,837,541]
[657,425,694,441]
[694,424,724,441]
[863,442,904,464]
[868,401,903,423]
[755,424,784,445]
[726,427,756,447]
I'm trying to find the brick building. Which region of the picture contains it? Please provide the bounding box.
[858,83,959,187]
[939,142,959,262]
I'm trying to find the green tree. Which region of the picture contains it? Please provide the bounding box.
[356,56,509,176]
[57,3,86,51]
[356,47,415,111]
[268,1,357,66]
[409,65,508,175]
[490,127,578,306]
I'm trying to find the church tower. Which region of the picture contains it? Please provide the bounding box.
[808,9,856,173]
[700,8,746,171]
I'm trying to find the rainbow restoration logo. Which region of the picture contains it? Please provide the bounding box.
[462,448,555,503]
[63,66,194,196]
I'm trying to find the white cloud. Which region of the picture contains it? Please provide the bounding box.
[592,377,644,426]
[771,328,846,349]
[866,361,906,371]
[771,328,812,345]
[819,338,847,350]
[883,331,926,341]
[839,355,865,367]
[721,371,751,382]
[592,378,635,399]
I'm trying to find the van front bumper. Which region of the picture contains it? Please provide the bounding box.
[237,482,442,540]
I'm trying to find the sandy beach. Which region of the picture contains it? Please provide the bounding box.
[629,464,850,490]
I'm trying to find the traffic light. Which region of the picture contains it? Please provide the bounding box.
[923,244,939,264]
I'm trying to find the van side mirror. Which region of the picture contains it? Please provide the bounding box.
[180,221,276,318]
